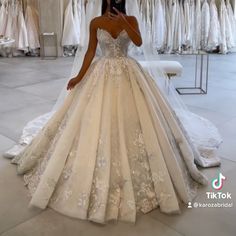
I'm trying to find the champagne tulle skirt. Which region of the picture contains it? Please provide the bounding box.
[11,56,208,224]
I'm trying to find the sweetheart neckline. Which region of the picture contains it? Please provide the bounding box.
[98,28,127,40]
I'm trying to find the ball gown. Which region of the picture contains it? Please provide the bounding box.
[8,27,223,224]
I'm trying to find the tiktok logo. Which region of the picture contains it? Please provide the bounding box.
[212,173,226,191]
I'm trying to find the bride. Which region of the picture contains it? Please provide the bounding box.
[5,0,222,224]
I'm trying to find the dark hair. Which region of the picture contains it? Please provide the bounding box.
[102,0,126,15]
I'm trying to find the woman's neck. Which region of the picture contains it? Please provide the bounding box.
[104,7,110,16]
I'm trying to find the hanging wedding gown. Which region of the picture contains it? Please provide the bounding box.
[4,2,14,39]
[195,0,201,51]
[73,0,81,47]
[79,0,86,47]
[226,0,236,47]
[167,0,177,53]
[152,0,166,51]
[183,0,191,48]
[165,0,172,52]
[25,5,40,50]
[62,0,80,46]
[17,3,29,50]
[0,0,7,36]
[219,0,230,53]
[179,0,185,50]
[173,0,183,52]
[201,0,210,50]
[189,0,196,52]
[8,26,223,223]
[207,0,221,51]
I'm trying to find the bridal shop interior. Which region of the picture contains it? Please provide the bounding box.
[0,0,236,235]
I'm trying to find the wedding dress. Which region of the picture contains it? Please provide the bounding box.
[165,0,172,52]
[220,0,235,52]
[4,2,14,39]
[207,0,221,51]
[0,0,7,35]
[25,5,40,50]
[8,26,222,224]
[189,0,196,52]
[166,0,176,53]
[17,4,29,50]
[62,0,80,46]
[73,0,81,47]
[226,0,236,47]
[79,0,86,47]
[183,0,191,47]
[201,0,210,50]
[173,0,182,52]
[152,0,166,51]
[195,0,201,51]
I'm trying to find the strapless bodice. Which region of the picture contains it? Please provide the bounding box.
[97,28,131,58]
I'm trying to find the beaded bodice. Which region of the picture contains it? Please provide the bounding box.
[97,28,131,58]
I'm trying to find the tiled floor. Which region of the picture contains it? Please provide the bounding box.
[0,54,235,236]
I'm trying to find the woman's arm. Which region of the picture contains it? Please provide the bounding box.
[67,19,98,90]
[110,8,142,47]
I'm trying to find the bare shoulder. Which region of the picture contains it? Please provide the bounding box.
[126,15,139,24]
[90,16,107,30]
[125,15,139,29]
[90,16,105,25]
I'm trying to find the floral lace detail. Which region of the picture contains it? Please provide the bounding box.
[128,128,158,213]
[7,28,215,224]
[22,113,69,196]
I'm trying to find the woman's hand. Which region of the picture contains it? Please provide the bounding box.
[108,7,129,26]
[67,77,81,90]
[108,7,142,46]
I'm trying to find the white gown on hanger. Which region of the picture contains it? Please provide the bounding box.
[165,0,172,52]
[62,0,80,46]
[223,0,235,51]
[189,0,196,52]
[195,0,201,51]
[8,28,223,224]
[167,0,177,53]
[173,0,182,52]
[4,3,14,39]
[0,0,7,36]
[17,4,29,50]
[152,0,166,51]
[207,0,221,51]
[183,0,191,47]
[79,0,86,47]
[179,0,185,50]
[201,0,210,50]
[226,0,236,47]
[25,5,40,50]
[73,0,81,47]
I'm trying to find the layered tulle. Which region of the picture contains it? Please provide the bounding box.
[12,56,209,224]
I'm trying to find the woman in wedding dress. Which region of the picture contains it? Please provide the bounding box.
[7,0,222,224]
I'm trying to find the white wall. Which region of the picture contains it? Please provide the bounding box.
[38,0,64,56]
